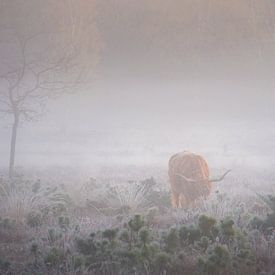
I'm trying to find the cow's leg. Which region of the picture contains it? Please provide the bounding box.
[171,192,180,208]
[186,197,195,208]
[179,193,187,208]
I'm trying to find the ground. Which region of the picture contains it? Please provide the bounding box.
[0,165,274,274]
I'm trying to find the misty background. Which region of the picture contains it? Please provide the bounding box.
[0,0,275,174]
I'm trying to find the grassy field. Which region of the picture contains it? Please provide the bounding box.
[0,166,274,274]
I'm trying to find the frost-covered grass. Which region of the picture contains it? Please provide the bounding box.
[0,166,274,274]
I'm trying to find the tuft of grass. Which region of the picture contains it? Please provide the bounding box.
[0,177,69,224]
[93,180,154,215]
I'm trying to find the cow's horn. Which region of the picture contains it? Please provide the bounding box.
[175,173,196,183]
[209,170,231,183]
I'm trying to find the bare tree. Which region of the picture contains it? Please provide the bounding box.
[0,1,100,177]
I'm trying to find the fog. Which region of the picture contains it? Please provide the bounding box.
[0,0,275,173]
[1,3,275,273]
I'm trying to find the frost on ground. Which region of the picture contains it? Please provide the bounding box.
[0,166,274,274]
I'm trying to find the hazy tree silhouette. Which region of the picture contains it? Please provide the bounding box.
[0,0,100,177]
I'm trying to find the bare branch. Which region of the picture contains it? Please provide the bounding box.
[0,97,11,108]
[0,68,21,79]
[0,108,12,114]
[7,34,29,92]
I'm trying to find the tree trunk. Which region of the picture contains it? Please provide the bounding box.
[9,113,19,178]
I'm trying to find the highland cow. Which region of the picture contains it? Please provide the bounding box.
[168,151,230,208]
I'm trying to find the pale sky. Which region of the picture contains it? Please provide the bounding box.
[0,1,274,170]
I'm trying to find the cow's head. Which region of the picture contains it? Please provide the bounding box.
[175,169,231,185]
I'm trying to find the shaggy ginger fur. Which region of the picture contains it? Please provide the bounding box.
[168,151,211,208]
